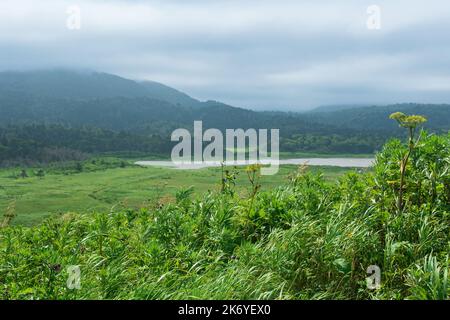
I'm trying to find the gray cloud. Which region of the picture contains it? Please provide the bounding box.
[1,0,450,110]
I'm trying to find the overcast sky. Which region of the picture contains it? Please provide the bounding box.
[1,0,450,110]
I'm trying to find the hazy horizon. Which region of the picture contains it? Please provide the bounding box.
[3,68,445,112]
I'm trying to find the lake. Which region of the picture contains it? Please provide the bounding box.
[135,158,375,169]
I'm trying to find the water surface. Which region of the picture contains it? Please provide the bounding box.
[135,158,375,169]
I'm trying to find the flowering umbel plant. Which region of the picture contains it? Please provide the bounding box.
[390,112,427,130]
[389,112,427,211]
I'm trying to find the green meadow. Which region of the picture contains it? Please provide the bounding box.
[0,163,351,226]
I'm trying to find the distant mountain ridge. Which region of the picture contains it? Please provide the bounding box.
[1,70,449,131]
[308,104,374,113]
[305,103,450,133]
[0,70,202,107]
[0,70,334,135]
[0,69,449,164]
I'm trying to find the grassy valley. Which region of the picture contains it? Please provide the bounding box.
[0,161,350,226]
[1,131,449,299]
[0,70,449,301]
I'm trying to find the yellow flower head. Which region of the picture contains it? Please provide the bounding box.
[389,112,427,129]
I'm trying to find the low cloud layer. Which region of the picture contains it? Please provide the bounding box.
[1,0,450,109]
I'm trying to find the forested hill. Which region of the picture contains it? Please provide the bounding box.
[0,70,449,165]
[1,70,449,134]
[0,70,201,108]
[305,103,450,133]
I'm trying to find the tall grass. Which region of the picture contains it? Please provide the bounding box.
[0,132,449,300]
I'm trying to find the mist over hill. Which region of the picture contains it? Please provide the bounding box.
[0,70,339,134]
[0,70,198,103]
[0,70,449,165]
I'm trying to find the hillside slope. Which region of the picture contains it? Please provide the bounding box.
[0,70,449,163]
[305,104,450,133]
[0,70,201,107]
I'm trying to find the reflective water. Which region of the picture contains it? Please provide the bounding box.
[135,158,375,169]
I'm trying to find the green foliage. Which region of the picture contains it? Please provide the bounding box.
[220,165,238,196]
[35,169,45,178]
[406,255,449,300]
[0,133,449,300]
[388,112,428,211]
[0,124,170,166]
[373,132,450,212]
